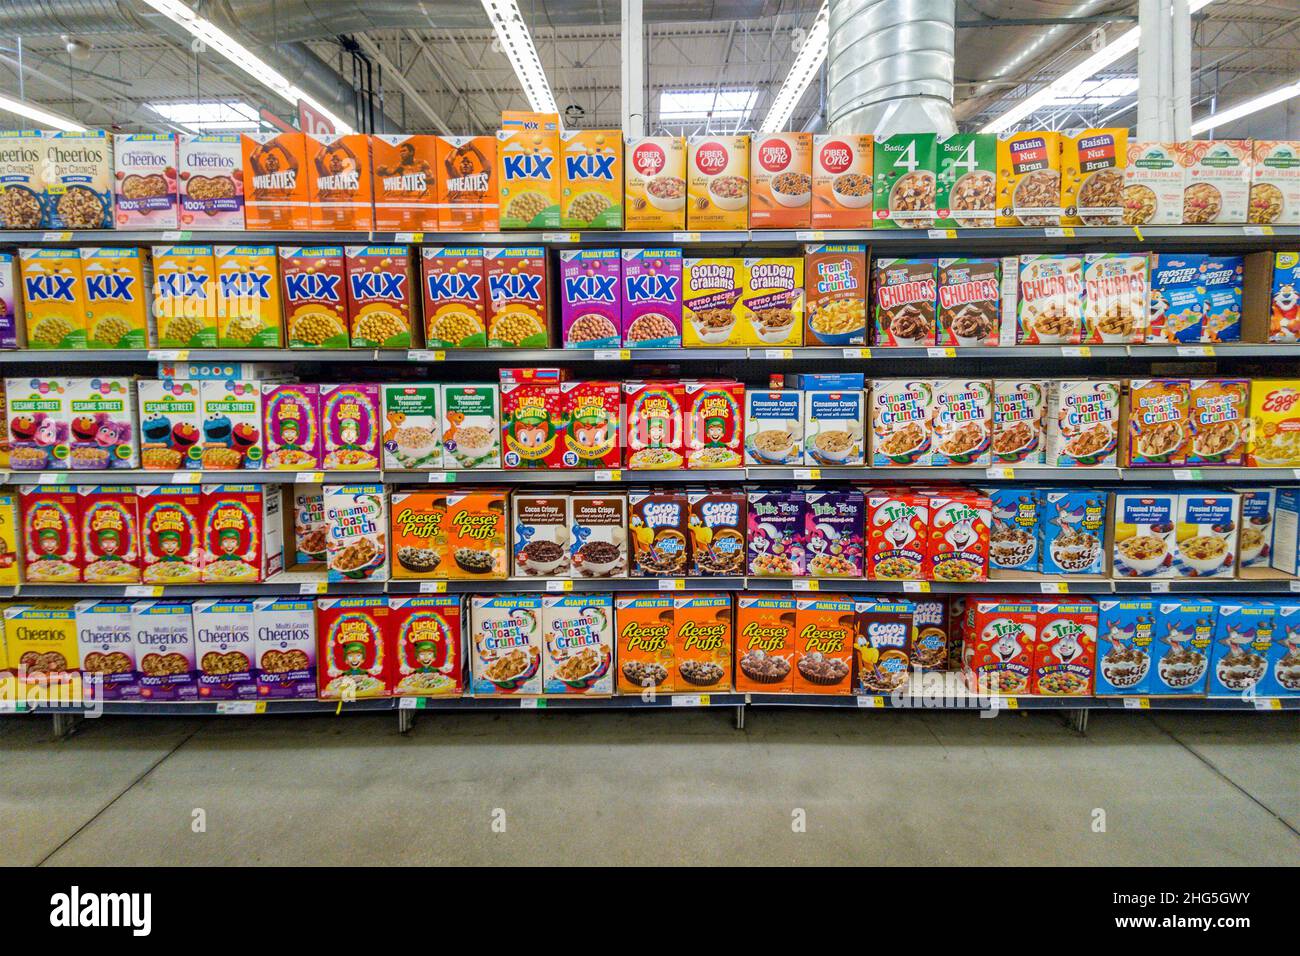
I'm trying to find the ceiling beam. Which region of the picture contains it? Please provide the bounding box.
[354,33,451,134]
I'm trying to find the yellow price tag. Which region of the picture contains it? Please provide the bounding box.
[255,702,267,714]
[1132,225,1144,242]
[903,581,931,593]
[1003,696,1019,709]
[395,232,424,243]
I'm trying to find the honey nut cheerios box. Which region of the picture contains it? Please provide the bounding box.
[42,129,113,230]
[305,131,374,231]
[1248,379,1300,467]
[560,130,624,229]
[178,133,244,230]
[345,245,419,349]
[484,247,549,348]
[279,246,349,350]
[435,135,499,233]
[811,134,873,229]
[497,125,561,230]
[113,133,178,229]
[79,247,152,349]
[996,130,1063,227]
[1060,128,1128,226]
[151,245,218,349]
[370,134,439,232]
[687,135,750,231]
[214,245,283,348]
[624,136,686,231]
[749,132,812,230]
[19,248,86,350]
[240,131,310,231]
[317,596,391,700]
[422,247,488,349]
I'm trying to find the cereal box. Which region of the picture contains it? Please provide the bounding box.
[560,249,622,349]
[629,489,690,577]
[253,597,317,699]
[316,596,390,699]
[471,594,544,696]
[80,247,150,349]
[804,244,866,346]
[745,388,803,466]
[512,492,571,577]
[388,595,463,697]
[623,380,685,470]
[0,130,43,229]
[75,601,137,701]
[199,379,262,470]
[497,125,561,229]
[1237,488,1275,569]
[323,484,387,584]
[501,369,566,470]
[79,486,139,584]
[1153,600,1216,695]
[112,133,177,229]
[20,488,79,583]
[805,491,865,579]
[854,597,915,695]
[435,135,499,232]
[936,258,999,347]
[484,247,549,348]
[910,600,948,672]
[796,379,863,467]
[1122,142,1185,225]
[421,247,488,349]
[381,384,440,470]
[570,493,628,578]
[687,135,750,231]
[1040,489,1107,576]
[735,594,797,693]
[963,597,1036,695]
[1017,254,1083,344]
[137,379,201,471]
[1083,253,1148,344]
[370,134,439,231]
[936,133,997,228]
[1111,491,1176,579]
[674,593,732,692]
[741,256,803,346]
[345,245,417,349]
[1202,255,1244,343]
[687,489,746,576]
[1174,492,1239,579]
[615,593,676,694]
[749,132,811,229]
[443,490,508,580]
[996,131,1062,226]
[559,130,623,229]
[67,376,137,470]
[621,248,682,349]
[930,379,993,467]
[928,493,990,583]
[684,379,744,469]
[1148,253,1207,343]
[202,484,282,583]
[177,133,243,229]
[1183,139,1252,224]
[873,133,937,229]
[305,132,374,231]
[241,131,310,230]
[811,133,873,229]
[5,603,80,697]
[127,601,195,701]
[1271,602,1300,697]
[261,382,321,471]
[1272,251,1300,342]
[871,379,932,466]
[867,490,928,581]
[1247,379,1300,467]
[19,248,85,349]
[625,136,685,230]
[6,376,70,470]
[42,129,112,229]
[1208,601,1275,697]
[0,494,18,586]
[1046,380,1120,467]
[280,246,349,350]
[0,252,27,348]
[192,599,258,700]
[441,383,501,469]
[1033,598,1097,696]
[561,380,621,468]
[1249,141,1300,225]
[792,594,854,694]
[872,258,936,347]
[542,593,614,695]
[988,487,1039,572]
[1124,378,1189,467]
[1095,598,1156,695]
[991,380,1046,465]
[138,485,202,585]
[215,245,282,348]
[682,257,743,347]
[1061,128,1127,226]
[292,489,326,568]
[320,383,381,470]
[388,491,445,580]
[151,245,218,348]
[747,490,806,578]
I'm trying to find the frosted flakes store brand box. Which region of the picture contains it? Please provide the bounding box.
[192,598,258,700]
[253,597,316,699]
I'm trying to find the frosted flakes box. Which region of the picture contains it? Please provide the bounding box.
[75,600,137,701]
[747,489,806,578]
[435,135,499,233]
[1111,491,1176,579]
[1153,600,1216,695]
[872,133,937,229]
[936,257,999,347]
[1046,379,1120,468]
[201,484,282,583]
[1122,142,1186,226]
[20,488,79,583]
[19,248,86,349]
[441,383,501,469]
[621,248,682,348]
[684,379,744,469]
[80,247,151,349]
[138,379,201,471]
[561,380,621,469]
[215,245,282,348]
[1182,139,1252,224]
[305,132,374,231]
[151,245,217,348]
[321,383,381,471]
[1173,492,1239,579]
[484,247,549,348]
[6,376,70,470]
[1271,251,1300,343]
[1124,378,1189,467]
[543,593,614,695]
[687,135,750,231]
[381,384,441,470]
[741,256,803,346]
[1188,378,1248,466]
[991,380,1046,465]
[930,379,993,467]
[253,597,317,699]
[113,133,177,229]
[1250,141,1300,225]
[316,596,390,700]
[804,491,866,579]
[749,132,812,229]
[324,484,387,583]
[1039,489,1107,576]
[560,130,623,229]
[421,247,487,349]
[1033,598,1097,696]
[1237,488,1275,569]
[199,379,263,470]
[261,382,321,471]
[559,248,622,349]
[804,244,866,346]
[138,484,202,585]
[996,130,1062,227]
[0,130,44,229]
[67,376,138,471]
[389,596,463,697]
[1083,253,1148,344]
[682,257,743,347]
[936,133,996,228]
[811,133,873,229]
[192,599,258,700]
[870,379,932,466]
[497,125,561,229]
[1246,379,1300,468]
[240,131,310,230]
[1148,253,1207,343]
[744,388,802,466]
[1201,255,1244,343]
[178,134,243,229]
[1061,128,1127,226]
[370,134,439,231]
[280,246,349,350]
[345,245,417,349]
[471,594,544,696]
[42,129,112,229]
[131,601,196,702]
[872,258,936,347]
[1095,598,1156,695]
[1017,254,1083,344]
[624,136,686,231]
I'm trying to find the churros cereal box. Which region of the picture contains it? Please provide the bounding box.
[151,245,217,348]
[543,593,614,695]
[616,593,676,694]
[317,597,390,699]
[872,258,936,347]
[80,247,151,349]
[687,135,750,231]
[936,257,999,347]
[996,130,1062,226]
[43,129,112,229]
[1247,379,1300,467]
[19,248,86,350]
[683,257,743,347]
[804,244,867,346]
[199,379,263,470]
[215,245,282,348]
[305,132,374,231]
[560,130,623,229]
[345,245,417,349]
[388,595,463,697]
[812,133,873,228]
[138,485,203,585]
[113,133,178,229]
[370,134,439,231]
[1250,141,1300,225]
[178,133,243,229]
[625,136,685,230]
[241,131,310,230]
[1061,128,1127,226]
[484,247,549,348]
[497,125,561,229]
[1083,253,1148,344]
[749,132,811,229]
[1017,254,1083,345]
[422,247,488,349]
[470,594,543,696]
[1188,379,1249,467]
[435,135,499,232]
[741,256,803,346]
[280,246,349,350]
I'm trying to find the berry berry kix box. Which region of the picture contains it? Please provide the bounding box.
[621,249,683,349]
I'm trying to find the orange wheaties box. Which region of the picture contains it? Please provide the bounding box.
[615,593,676,695]
[1033,598,1097,696]
[624,136,686,231]
[687,135,750,231]
[345,245,418,349]
[79,486,140,584]
[734,593,797,694]
[306,132,374,231]
[370,134,439,231]
[138,484,203,585]
[387,595,463,697]
[673,593,732,692]
[749,132,812,229]
[317,596,391,699]
[240,132,310,230]
[812,133,873,229]
[497,125,561,229]
[20,487,81,583]
[963,596,1037,695]
[435,135,498,232]
[793,593,854,695]
[560,130,624,229]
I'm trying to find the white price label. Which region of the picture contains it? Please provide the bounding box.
[519,698,544,709]
[791,468,821,480]
[394,232,424,243]
[1243,225,1273,236]
[902,581,931,593]
[671,695,704,707]
[593,349,630,362]
[542,232,580,242]
[1172,469,1203,481]
[1176,345,1214,357]
[842,347,868,359]
[1289,580,1300,593]
[148,349,189,361]
[1123,697,1150,710]
[1044,226,1075,238]
[545,580,573,592]
[295,471,324,484]
[986,466,1015,479]
[593,469,621,482]
[160,230,191,241]
[1061,346,1091,358]
[792,579,820,592]
[856,695,885,708]
[216,701,259,715]
[125,585,163,598]
[657,578,685,591]
[764,348,794,359]
[398,697,420,710]
[1254,698,1282,711]
[1040,582,1068,594]
[795,231,825,241]
[926,347,956,358]
[672,232,701,243]
[426,472,453,483]
[407,349,445,362]
[170,471,201,484]
[1150,581,1171,593]
[419,581,448,593]
[298,581,328,595]
[42,231,72,242]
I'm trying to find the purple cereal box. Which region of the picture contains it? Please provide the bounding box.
[320,383,381,470]
[131,600,197,702]
[747,489,807,577]
[261,382,322,470]
[805,489,866,578]
[560,249,622,350]
[0,253,24,348]
[622,248,683,348]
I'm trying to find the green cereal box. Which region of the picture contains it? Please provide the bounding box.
[873,134,937,230]
[381,384,442,470]
[936,134,997,229]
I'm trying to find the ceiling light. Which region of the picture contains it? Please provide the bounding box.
[760,1,829,133]
[1192,76,1300,134]
[139,0,353,134]
[660,89,760,124]
[148,100,261,133]
[0,92,86,132]
[481,0,557,115]
[981,0,1217,134]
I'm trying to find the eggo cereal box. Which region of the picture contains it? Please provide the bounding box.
[1250,141,1300,225]
[79,247,150,349]
[683,257,743,347]
[1247,379,1300,467]
[388,596,463,697]
[422,247,488,349]
[543,593,614,695]
[687,135,750,231]
[1046,380,1121,468]
[615,593,675,694]
[684,380,744,469]
[1083,253,1148,344]
[1188,379,1249,466]
[624,136,685,231]
[42,129,112,229]
[1272,251,1300,343]
[873,134,937,229]
[138,485,203,585]
[1061,128,1127,226]
[178,133,244,229]
[151,245,217,349]
[996,131,1063,227]
[1123,142,1187,226]
[1125,379,1189,467]
[280,246,349,349]
[202,484,281,583]
[741,257,803,346]
[734,594,797,694]
[497,126,561,229]
[471,595,544,696]
[305,132,374,231]
[317,597,390,699]
[749,132,812,229]
[21,487,81,583]
[19,248,86,349]
[804,244,867,346]
[811,134,873,229]
[370,134,439,232]
[6,376,71,470]
[1017,254,1084,345]
[138,379,201,470]
[484,247,549,348]
[623,380,685,470]
[345,246,417,349]
[871,379,932,466]
[321,383,381,470]
[214,245,283,348]
[240,132,310,230]
[199,379,263,470]
[435,135,499,232]
[262,382,321,470]
[113,133,178,229]
[67,376,138,470]
[560,130,623,229]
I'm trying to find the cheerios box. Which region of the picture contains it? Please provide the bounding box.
[624,136,686,231]
[214,245,282,348]
[75,600,138,701]
[741,257,803,347]
[6,603,82,698]
[560,130,623,229]
[873,133,937,229]
[19,248,86,350]
[280,246,349,350]
[1061,128,1127,226]
[687,135,750,231]
[252,597,317,699]
[345,245,418,349]
[471,594,545,696]
[749,132,812,229]
[130,600,196,702]
[199,379,263,470]
[804,244,867,347]
[935,133,996,229]
[996,131,1063,227]
[811,133,873,229]
[43,129,113,229]
[559,248,622,349]
[192,598,258,700]
[67,376,138,470]
[0,130,44,230]
[178,133,244,230]
[113,133,177,229]
[497,126,561,229]
[621,248,682,348]
[151,245,218,348]
[484,247,549,348]
[435,135,499,233]
[421,247,488,349]
[79,247,151,349]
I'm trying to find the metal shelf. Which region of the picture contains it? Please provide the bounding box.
[746,692,1300,711]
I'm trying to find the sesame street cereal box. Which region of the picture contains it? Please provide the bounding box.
[621,248,682,348]
[305,132,374,231]
[421,247,488,349]
[687,490,746,576]
[75,600,137,701]
[501,369,567,470]
[996,130,1062,227]
[793,593,855,694]
[734,593,797,693]
[927,492,990,583]
[562,380,621,468]
[854,597,916,694]
[805,490,865,579]
[113,133,177,229]
[79,247,151,349]
[280,246,349,350]
[317,596,391,700]
[1122,142,1185,226]
[178,133,243,229]
[0,494,18,586]
[962,597,1036,695]
[381,384,441,470]
[1188,379,1249,466]
[1033,598,1097,696]
[560,248,622,349]
[388,595,463,697]
[991,380,1046,465]
[687,135,750,231]
[320,383,381,470]
[19,248,86,349]
[1250,141,1300,225]
[1094,598,1156,695]
[128,601,195,702]
[674,593,732,692]
[192,598,258,700]
[683,257,744,347]
[1046,380,1121,468]
[747,489,806,578]
[67,376,138,470]
[623,380,685,470]
[873,133,938,229]
[253,597,317,699]
[685,379,744,469]
[5,603,82,696]
[560,130,623,229]
[804,244,867,346]
[497,126,561,230]
[811,133,873,229]
[137,379,201,471]
[1083,252,1148,344]
[871,379,932,466]
[202,484,282,583]
[214,245,282,348]
[749,132,812,229]
[324,484,388,584]
[199,379,263,470]
[1061,128,1127,226]
[1017,254,1083,344]
[741,256,803,346]
[435,135,499,232]
[1247,379,1300,467]
[1123,378,1189,467]
[345,245,417,349]
[625,136,686,231]
[440,383,501,469]
[151,245,217,348]
[43,129,112,229]
[6,376,70,470]
[370,134,439,231]
[867,490,928,581]
[240,131,310,230]
[261,382,321,470]
[138,484,202,584]
[471,594,544,696]
[542,593,614,695]
[21,487,80,583]
[484,247,549,348]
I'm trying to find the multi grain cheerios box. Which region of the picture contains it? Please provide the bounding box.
[215,245,282,348]
[370,133,439,232]
[497,124,561,230]
[996,130,1062,227]
[749,132,812,229]
[316,596,391,700]
[0,130,44,229]
[42,129,112,229]
[687,135,750,231]
[484,247,549,348]
[1061,128,1127,226]
[936,133,996,229]
[280,246,349,350]
[131,600,196,702]
[1174,492,1239,580]
[543,593,614,695]
[79,247,151,349]
[422,247,488,349]
[67,376,138,470]
[381,384,441,470]
[471,594,544,696]
[345,245,418,349]
[1249,141,1300,225]
[1045,379,1121,468]
[388,595,463,697]
[178,133,243,230]
[811,133,873,229]
[192,598,258,701]
[1183,139,1252,224]
[1123,142,1186,226]
[240,131,310,230]
[741,256,803,347]
[873,133,937,229]
[138,379,201,471]
[253,597,317,700]
[560,130,623,229]
[305,131,374,231]
[992,380,1047,465]
[75,600,137,701]
[199,379,263,470]
[1188,378,1249,467]
[6,377,71,470]
[1083,253,1148,344]
[804,244,867,347]
[624,136,685,231]
[324,484,388,584]
[1247,379,1300,468]
[138,484,203,585]
[19,248,86,350]
[682,257,743,347]
[151,245,217,348]
[621,248,682,348]
[113,133,177,229]
[1016,254,1083,345]
[435,135,499,232]
[1123,378,1189,467]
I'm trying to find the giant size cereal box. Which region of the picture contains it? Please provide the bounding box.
[370,134,439,231]
[560,130,623,229]
[240,132,310,230]
[624,136,685,231]
[317,596,390,699]
[19,248,85,350]
[305,132,374,231]
[687,135,750,231]
[497,124,561,229]
[388,595,463,697]
[471,594,544,696]
[543,593,614,695]
[435,135,499,232]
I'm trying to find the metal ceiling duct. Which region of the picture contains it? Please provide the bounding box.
[826,0,956,137]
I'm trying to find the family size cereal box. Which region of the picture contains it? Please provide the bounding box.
[963,597,1036,695]
[570,493,629,578]
[742,256,803,346]
[560,130,623,229]
[1208,601,1275,697]
[930,379,993,467]
[749,132,811,229]
[629,489,691,576]
[381,384,440,470]
[1188,379,1249,466]
[682,257,743,347]
[67,376,138,470]
[867,490,928,581]
[871,379,932,466]
[388,596,463,697]
[623,380,685,469]
[792,594,854,694]
[688,489,746,576]
[501,368,566,470]
[811,133,873,228]
[996,130,1062,226]
[745,388,803,466]
[854,597,915,695]
[305,132,374,231]
[542,593,614,695]
[1122,142,1186,226]
[421,247,487,348]
[1272,603,1300,696]
[927,493,990,583]
[484,247,549,348]
[1247,379,1300,467]
[151,245,217,348]
[215,245,282,348]
[805,491,866,579]
[497,124,561,229]
[991,381,1046,465]
[624,135,686,230]
[513,493,571,577]
[76,601,137,701]
[471,594,544,696]
[734,594,797,693]
[1040,489,1107,576]
[1174,493,1239,579]
[280,246,349,349]
[199,379,263,470]
[441,383,501,469]
[1237,488,1275,569]
[442,490,509,580]
[559,248,622,349]
[4,603,80,698]
[113,133,177,229]
[684,379,744,469]
[0,130,43,229]
[435,135,499,232]
[370,134,439,231]
[687,135,750,231]
[253,597,317,699]
[1183,139,1252,224]
[1112,491,1176,578]
[0,252,27,348]
[43,129,112,229]
[1095,598,1156,695]
[936,133,997,228]
[241,131,310,230]
[137,379,201,471]
[1033,598,1097,696]
[621,248,682,348]
[138,484,202,585]
[1017,254,1083,344]
[192,599,258,701]
[388,491,445,580]
[178,133,243,229]
[317,596,390,699]
[1046,380,1121,468]
[1061,128,1127,226]
[615,593,676,694]
[562,380,621,468]
[345,245,417,349]
[1083,253,1148,344]
[21,487,79,583]
[804,244,866,346]
[324,484,387,583]
[130,601,195,702]
[1124,378,1189,467]
[6,376,70,470]
[1272,251,1300,342]
[873,258,936,347]
[20,248,85,349]
[80,247,150,349]
[320,383,381,470]
[673,593,732,692]
[202,484,282,583]
[747,490,806,578]
[262,382,321,470]
[873,133,937,229]
[1152,600,1217,695]
[1250,141,1300,225]
[989,487,1038,572]
[800,373,865,466]
[936,258,999,346]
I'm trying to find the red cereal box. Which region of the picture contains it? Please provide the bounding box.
[623,380,686,470]
[500,368,568,470]
[201,484,283,584]
[561,380,621,468]
[387,595,463,697]
[963,596,1037,695]
[792,593,855,694]
[139,484,203,585]
[316,596,391,699]
[684,379,744,469]
[927,492,990,583]
[867,489,929,581]
[345,245,419,349]
[1033,598,1097,696]
[20,486,80,583]
[79,485,140,584]
[484,247,550,349]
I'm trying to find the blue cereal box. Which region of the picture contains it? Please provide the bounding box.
[1270,251,1300,342]
[1207,601,1276,697]
[1152,600,1217,695]
[1111,490,1176,578]
[1148,254,1206,343]
[1040,488,1107,575]
[1095,598,1156,695]
[1235,487,1275,568]
[1201,256,1243,343]
[1271,602,1300,696]
[987,487,1039,572]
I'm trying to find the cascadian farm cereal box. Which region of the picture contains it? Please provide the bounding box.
[936,133,996,228]
[151,245,217,349]
[687,135,750,231]
[749,132,812,229]
[305,132,374,231]
[873,134,937,229]
[20,248,86,350]
[80,247,150,349]
[178,134,243,229]
[1123,142,1186,226]
[215,245,282,348]
[370,134,439,231]
[1061,128,1127,226]
[1183,139,1252,224]
[811,134,873,229]
[422,247,488,348]
[113,133,178,229]
[435,135,499,232]
[280,246,349,349]
[497,124,561,229]
[240,131,310,230]
[560,130,623,229]
[42,130,112,229]
[625,136,686,231]
[346,245,417,349]
[997,130,1063,226]
[1249,141,1300,225]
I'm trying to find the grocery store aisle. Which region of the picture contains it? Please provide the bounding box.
[4,710,1299,866]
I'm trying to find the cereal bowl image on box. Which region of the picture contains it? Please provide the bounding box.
[471,595,544,696]
[1111,492,1175,577]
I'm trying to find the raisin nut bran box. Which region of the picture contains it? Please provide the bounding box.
[542,593,614,695]
[996,131,1063,227]
[674,593,733,692]
[280,246,349,350]
[389,595,463,697]
[345,245,417,349]
[735,594,797,693]
[615,593,676,695]
[1061,128,1127,226]
[471,594,544,696]
[317,596,390,699]
[421,247,488,349]
[794,593,855,694]
[873,258,936,347]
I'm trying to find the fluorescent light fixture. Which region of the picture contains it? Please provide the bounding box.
[139,0,353,133]
[981,0,1216,134]
[760,1,830,133]
[660,89,761,124]
[1043,76,1140,107]
[0,92,86,132]
[1192,75,1300,134]
[482,0,557,115]
[148,100,261,133]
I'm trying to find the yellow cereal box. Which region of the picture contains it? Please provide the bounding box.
[625,136,686,230]
[997,131,1063,227]
[214,245,283,348]
[0,494,18,586]
[151,245,217,348]
[1247,379,1300,467]
[79,247,151,349]
[497,125,561,229]
[741,257,804,346]
[687,135,750,231]
[750,132,812,229]
[560,130,623,229]
[4,603,82,698]
[19,248,86,350]
[683,257,744,347]
[1061,128,1128,226]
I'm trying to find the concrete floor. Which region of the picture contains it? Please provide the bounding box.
[2,709,1298,866]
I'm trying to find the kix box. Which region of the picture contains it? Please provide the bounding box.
[214,245,283,348]
[560,130,624,229]
[497,120,561,230]
[79,247,151,349]
[19,248,86,350]
[151,245,218,349]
